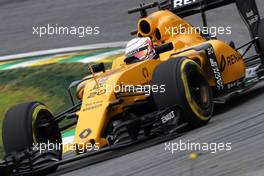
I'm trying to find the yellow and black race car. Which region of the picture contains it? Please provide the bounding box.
[1,0,264,175]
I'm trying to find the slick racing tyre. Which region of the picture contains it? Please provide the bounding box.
[151,57,213,127]
[2,102,62,158]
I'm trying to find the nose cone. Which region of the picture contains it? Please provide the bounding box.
[74,101,109,152]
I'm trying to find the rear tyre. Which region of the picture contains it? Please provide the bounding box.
[151,57,213,127]
[2,102,62,158]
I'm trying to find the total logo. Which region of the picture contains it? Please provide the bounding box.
[172,0,196,8]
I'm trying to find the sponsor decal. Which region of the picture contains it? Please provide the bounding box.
[83,101,103,111]
[161,111,175,124]
[226,80,243,90]
[83,103,103,111]
[220,53,242,72]
[87,89,106,98]
[209,58,224,91]
[206,46,224,91]
[246,10,259,25]
[172,0,196,8]
[226,54,242,66]
[246,64,260,79]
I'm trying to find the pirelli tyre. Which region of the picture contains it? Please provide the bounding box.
[2,102,62,158]
[151,57,213,127]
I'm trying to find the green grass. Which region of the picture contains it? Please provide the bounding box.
[0,63,91,158]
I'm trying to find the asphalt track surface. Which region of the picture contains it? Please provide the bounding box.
[1,0,264,176]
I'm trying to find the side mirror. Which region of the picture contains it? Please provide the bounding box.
[154,42,174,55]
[91,62,105,73]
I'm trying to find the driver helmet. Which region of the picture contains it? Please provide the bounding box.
[125,37,156,61]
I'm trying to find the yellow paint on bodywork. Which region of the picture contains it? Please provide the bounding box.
[72,10,246,152]
[74,60,161,150]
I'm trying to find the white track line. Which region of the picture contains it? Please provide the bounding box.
[0,41,127,62]
[78,49,124,63]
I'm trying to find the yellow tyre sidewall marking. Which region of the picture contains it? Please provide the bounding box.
[180,59,210,121]
[32,104,50,143]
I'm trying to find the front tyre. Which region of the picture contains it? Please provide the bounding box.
[152,57,213,127]
[2,102,62,173]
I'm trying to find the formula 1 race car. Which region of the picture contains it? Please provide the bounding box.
[1,0,264,175]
